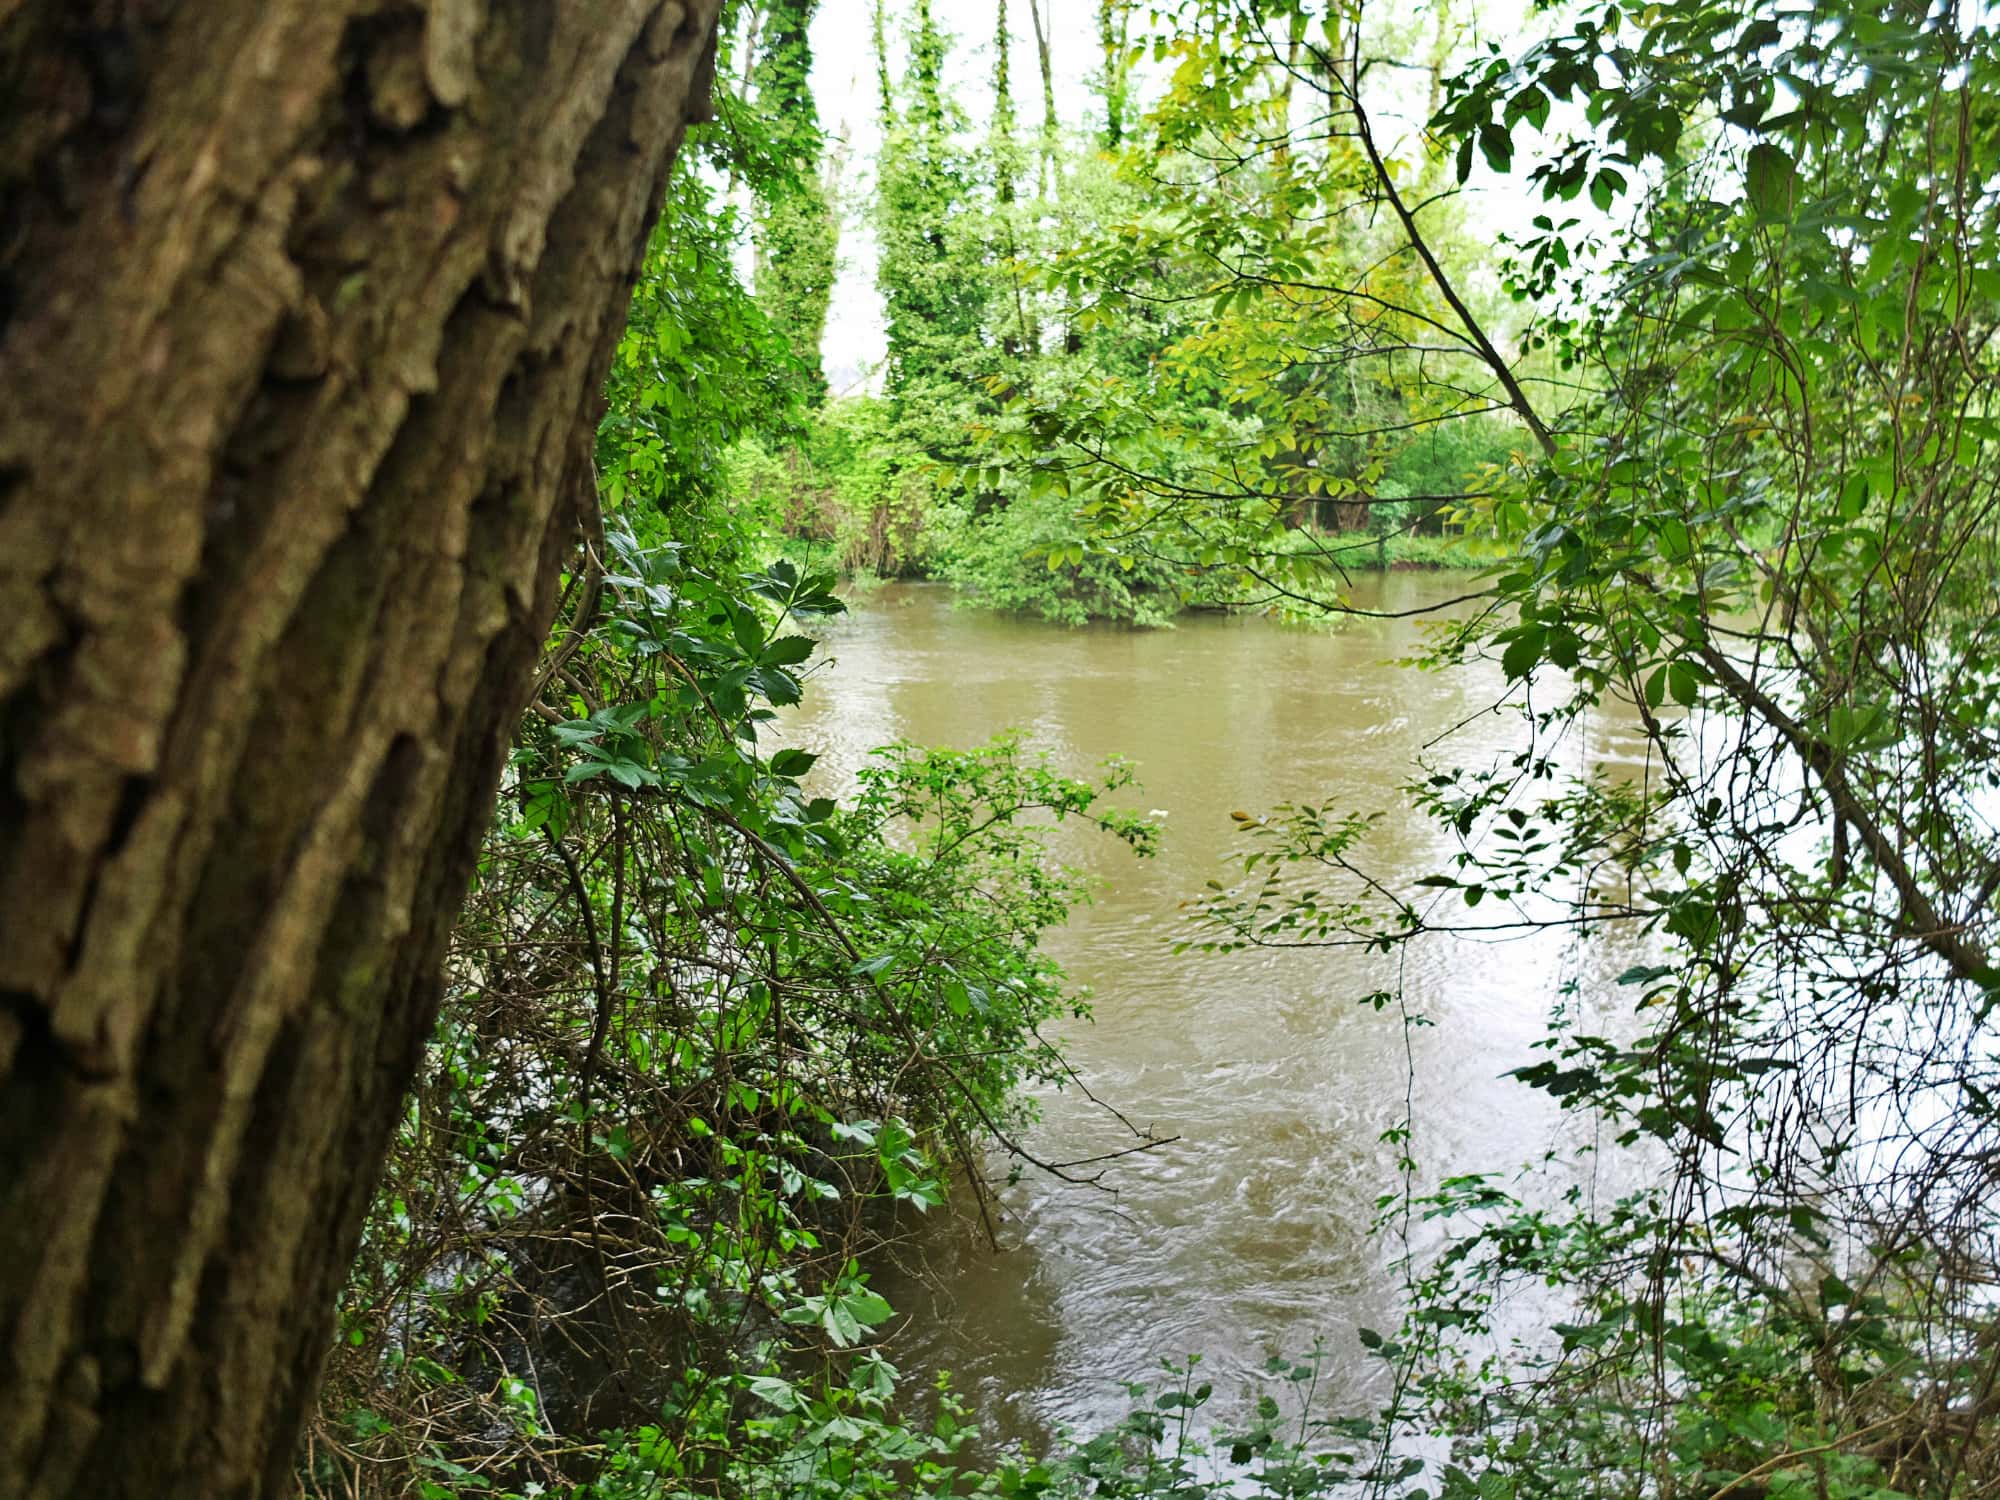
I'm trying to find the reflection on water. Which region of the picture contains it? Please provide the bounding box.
[778,577,1656,1448]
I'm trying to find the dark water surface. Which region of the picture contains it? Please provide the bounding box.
[781,577,1654,1447]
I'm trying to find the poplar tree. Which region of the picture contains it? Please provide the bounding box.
[751,0,838,398]
[1098,0,1135,146]
[872,0,988,449]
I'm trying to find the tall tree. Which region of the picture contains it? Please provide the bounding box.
[1097,0,1135,146]
[873,0,894,120]
[0,2,724,1496]
[750,0,837,397]
[1026,0,1060,197]
[992,0,1021,208]
[873,0,987,438]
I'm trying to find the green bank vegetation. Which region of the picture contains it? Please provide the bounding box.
[725,0,1515,623]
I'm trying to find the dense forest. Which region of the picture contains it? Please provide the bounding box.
[715,0,1519,622]
[1,1,1996,1499]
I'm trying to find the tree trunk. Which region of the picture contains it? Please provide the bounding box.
[0,3,723,1496]
[1026,0,1058,196]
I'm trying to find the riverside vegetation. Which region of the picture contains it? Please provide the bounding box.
[303,2,2000,1499]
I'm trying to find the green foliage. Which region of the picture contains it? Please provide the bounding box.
[874,0,996,445]
[598,167,808,571]
[309,522,1154,1497]
[750,0,837,399]
[940,484,1188,626]
[592,0,845,573]
[734,399,950,578]
[313,5,2000,1499]
[760,0,1511,620]
[1037,1352,1367,1499]
[964,0,1526,619]
[755,182,838,403]
[1160,4,2000,1499]
[590,1360,994,1499]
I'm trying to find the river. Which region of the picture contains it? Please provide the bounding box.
[781,575,1658,1450]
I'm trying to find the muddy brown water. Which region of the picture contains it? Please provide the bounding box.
[780,576,1657,1450]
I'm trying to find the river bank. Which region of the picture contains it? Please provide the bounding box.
[775,529,1493,626]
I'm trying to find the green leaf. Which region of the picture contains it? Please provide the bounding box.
[770,747,818,778]
[1505,85,1550,130]
[761,634,816,667]
[1668,660,1698,708]
[1501,626,1545,681]
[747,1375,800,1411]
[1656,517,1693,561]
[1745,143,1798,219]
[823,1302,862,1346]
[729,607,765,658]
[842,1289,894,1328]
[1617,965,1674,986]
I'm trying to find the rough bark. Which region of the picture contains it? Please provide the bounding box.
[0,2,723,1495]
